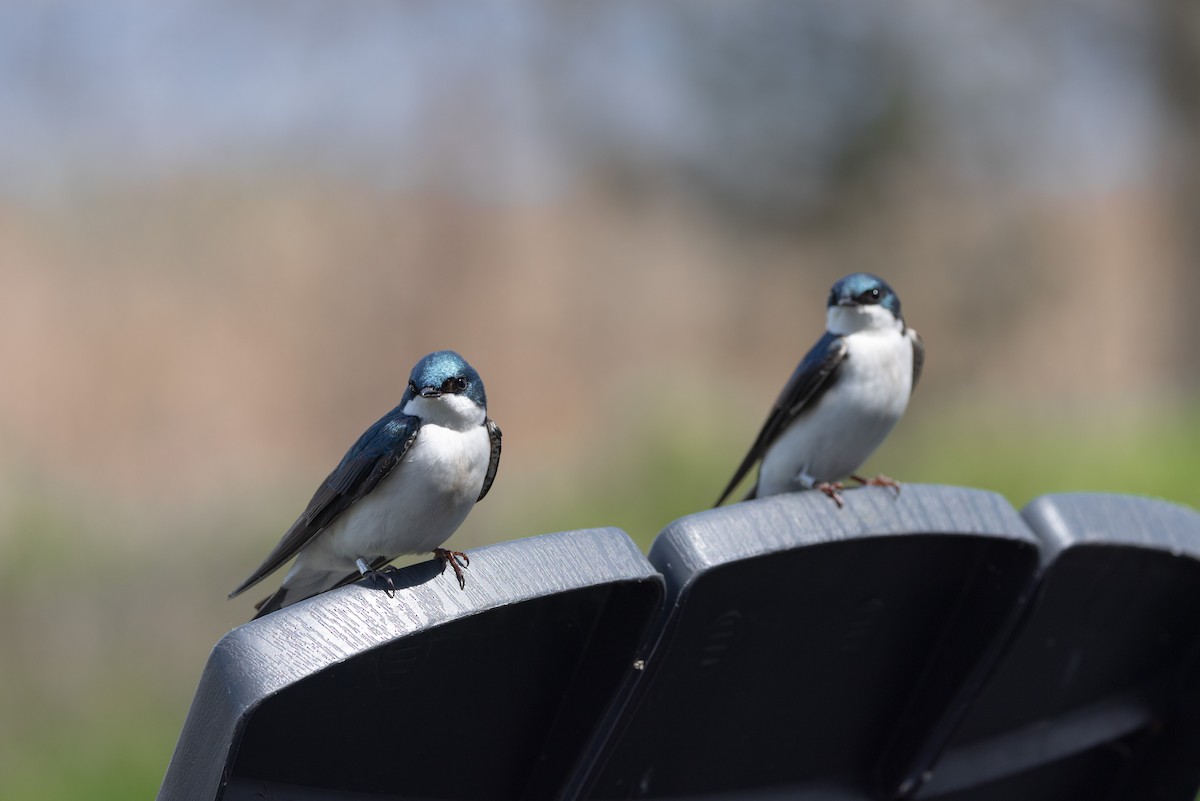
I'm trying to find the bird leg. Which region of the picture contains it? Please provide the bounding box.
[815,481,846,508]
[434,548,470,590]
[798,469,846,509]
[851,473,901,497]
[356,557,398,598]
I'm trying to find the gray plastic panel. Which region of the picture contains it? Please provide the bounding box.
[916,493,1200,801]
[570,485,1042,800]
[156,527,663,801]
[159,490,1200,801]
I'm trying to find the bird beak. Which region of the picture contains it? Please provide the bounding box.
[419,386,442,398]
[836,297,857,307]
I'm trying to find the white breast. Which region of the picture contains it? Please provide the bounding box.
[321,421,491,561]
[758,328,914,496]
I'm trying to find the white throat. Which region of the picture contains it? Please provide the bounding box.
[402,394,485,431]
[826,304,902,336]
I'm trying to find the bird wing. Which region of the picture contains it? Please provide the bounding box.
[909,327,924,393]
[228,405,420,599]
[249,554,392,620]
[477,418,502,502]
[715,332,849,506]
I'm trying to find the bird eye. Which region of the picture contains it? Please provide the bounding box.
[408,380,418,393]
[442,376,468,393]
[857,287,882,304]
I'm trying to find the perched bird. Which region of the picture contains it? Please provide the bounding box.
[716,273,923,508]
[229,350,501,619]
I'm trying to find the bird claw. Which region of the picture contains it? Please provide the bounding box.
[434,548,470,590]
[816,481,846,508]
[851,473,902,497]
[358,560,400,598]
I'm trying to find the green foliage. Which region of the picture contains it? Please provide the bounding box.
[2,710,175,801]
[522,401,1200,552]
[881,403,1200,511]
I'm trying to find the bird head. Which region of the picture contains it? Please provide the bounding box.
[826,273,904,334]
[404,350,488,427]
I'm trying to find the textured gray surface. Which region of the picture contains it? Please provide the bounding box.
[158,488,1200,801]
[1024,491,1200,563]
[917,493,1200,800]
[650,484,1033,588]
[575,485,1043,800]
[157,527,662,801]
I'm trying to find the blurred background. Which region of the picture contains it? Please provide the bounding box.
[1,0,1198,797]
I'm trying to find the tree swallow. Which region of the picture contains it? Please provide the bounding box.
[716,272,923,508]
[229,350,502,619]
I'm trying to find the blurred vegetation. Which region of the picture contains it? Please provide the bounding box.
[531,399,1200,552]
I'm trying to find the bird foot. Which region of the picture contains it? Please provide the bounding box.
[851,473,902,497]
[357,558,399,598]
[815,481,846,508]
[434,548,470,590]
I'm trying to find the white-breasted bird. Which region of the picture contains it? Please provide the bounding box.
[716,272,923,508]
[230,350,501,619]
